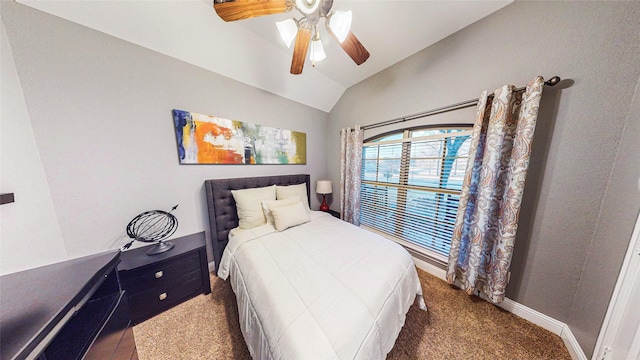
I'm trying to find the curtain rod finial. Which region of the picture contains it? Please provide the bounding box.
[545,76,560,86]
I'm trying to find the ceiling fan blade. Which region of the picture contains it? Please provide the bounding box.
[290,27,311,75]
[333,31,370,65]
[213,0,290,22]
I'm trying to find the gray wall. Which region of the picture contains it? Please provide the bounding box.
[568,75,640,354]
[1,21,68,274]
[0,2,329,270]
[327,1,640,357]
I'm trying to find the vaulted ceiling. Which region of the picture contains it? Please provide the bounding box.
[16,0,512,112]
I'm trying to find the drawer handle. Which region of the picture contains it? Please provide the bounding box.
[159,293,167,301]
[155,271,163,279]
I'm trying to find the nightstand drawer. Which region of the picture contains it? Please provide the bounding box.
[127,269,203,323]
[119,251,200,294]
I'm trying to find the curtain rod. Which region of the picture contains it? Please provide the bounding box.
[362,76,561,131]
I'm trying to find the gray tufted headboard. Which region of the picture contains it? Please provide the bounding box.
[204,174,310,275]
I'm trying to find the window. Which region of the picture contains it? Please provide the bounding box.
[360,126,472,263]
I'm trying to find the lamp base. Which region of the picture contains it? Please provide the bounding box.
[319,194,330,212]
[146,241,175,256]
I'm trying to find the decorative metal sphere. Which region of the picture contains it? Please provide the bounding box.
[125,205,179,255]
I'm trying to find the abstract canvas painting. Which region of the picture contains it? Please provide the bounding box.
[172,109,306,165]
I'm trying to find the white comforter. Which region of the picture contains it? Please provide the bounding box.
[218,211,425,360]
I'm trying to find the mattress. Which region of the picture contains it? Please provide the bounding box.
[218,211,425,359]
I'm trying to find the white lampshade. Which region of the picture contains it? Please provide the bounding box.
[329,10,352,43]
[316,180,332,194]
[276,19,298,48]
[309,39,326,62]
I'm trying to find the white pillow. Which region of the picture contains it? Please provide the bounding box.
[270,201,310,231]
[261,197,299,225]
[231,185,276,229]
[276,183,310,212]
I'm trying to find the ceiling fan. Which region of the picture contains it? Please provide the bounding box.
[213,0,370,74]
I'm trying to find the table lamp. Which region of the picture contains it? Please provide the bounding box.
[316,180,332,212]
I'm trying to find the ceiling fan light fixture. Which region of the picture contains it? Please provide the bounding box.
[295,0,320,15]
[214,0,368,74]
[276,19,298,48]
[310,38,326,63]
[329,10,352,43]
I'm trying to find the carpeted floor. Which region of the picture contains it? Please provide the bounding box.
[133,268,571,359]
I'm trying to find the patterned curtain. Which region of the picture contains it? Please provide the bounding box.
[446,76,545,303]
[340,126,364,225]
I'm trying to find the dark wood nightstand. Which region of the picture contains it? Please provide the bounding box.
[117,232,211,324]
[327,209,340,219]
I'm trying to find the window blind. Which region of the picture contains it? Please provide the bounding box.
[360,128,472,262]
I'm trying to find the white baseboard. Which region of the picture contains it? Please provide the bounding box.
[561,325,588,360]
[497,297,564,335]
[412,256,587,360]
[412,256,447,281]
[208,261,215,273]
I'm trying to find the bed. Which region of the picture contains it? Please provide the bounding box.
[205,174,425,359]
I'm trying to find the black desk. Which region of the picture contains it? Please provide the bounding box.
[0,250,136,360]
